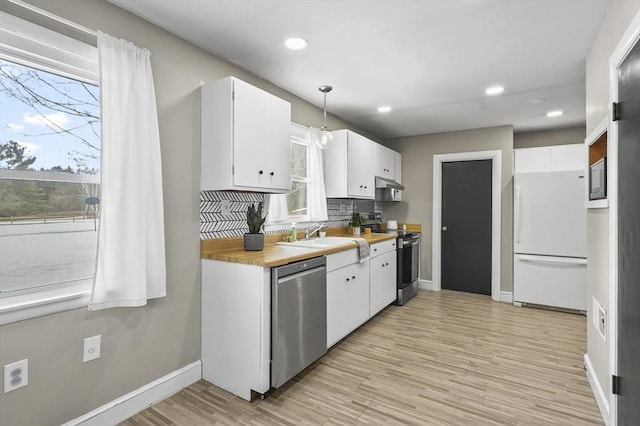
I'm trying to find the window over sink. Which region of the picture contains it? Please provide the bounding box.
[266,123,328,223]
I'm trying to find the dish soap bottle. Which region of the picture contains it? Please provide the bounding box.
[289,223,297,242]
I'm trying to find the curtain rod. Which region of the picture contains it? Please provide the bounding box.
[2,0,98,45]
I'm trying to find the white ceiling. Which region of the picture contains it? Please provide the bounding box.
[109,0,608,140]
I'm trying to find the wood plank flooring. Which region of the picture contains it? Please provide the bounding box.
[121,290,603,425]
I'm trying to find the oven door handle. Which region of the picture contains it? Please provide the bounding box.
[401,240,419,247]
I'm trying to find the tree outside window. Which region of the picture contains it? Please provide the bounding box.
[0,58,101,294]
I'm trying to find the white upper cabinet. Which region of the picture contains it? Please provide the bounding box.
[201,76,291,192]
[324,129,376,199]
[514,144,584,173]
[375,144,395,179]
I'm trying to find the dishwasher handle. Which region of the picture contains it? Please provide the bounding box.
[276,265,326,284]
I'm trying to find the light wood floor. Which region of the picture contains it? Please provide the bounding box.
[121,290,603,425]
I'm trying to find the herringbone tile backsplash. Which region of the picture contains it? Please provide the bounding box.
[200,191,383,239]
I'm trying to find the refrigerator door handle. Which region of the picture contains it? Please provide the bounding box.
[518,254,587,266]
[514,185,521,243]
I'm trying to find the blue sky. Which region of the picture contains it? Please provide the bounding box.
[0,58,101,172]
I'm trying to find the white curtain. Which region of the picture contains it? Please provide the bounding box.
[88,32,166,310]
[308,127,328,221]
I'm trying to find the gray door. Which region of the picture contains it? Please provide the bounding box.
[617,37,640,425]
[441,160,492,295]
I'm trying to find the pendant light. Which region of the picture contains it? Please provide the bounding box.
[318,85,333,149]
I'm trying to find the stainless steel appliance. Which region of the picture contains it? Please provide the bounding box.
[375,176,404,202]
[396,231,420,305]
[271,256,327,388]
[589,157,607,200]
[364,224,420,305]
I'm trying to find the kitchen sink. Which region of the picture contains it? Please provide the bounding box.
[276,236,356,249]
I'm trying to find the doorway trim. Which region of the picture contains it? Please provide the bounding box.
[606,9,640,426]
[432,150,502,301]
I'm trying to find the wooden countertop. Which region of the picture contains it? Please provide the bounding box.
[201,231,397,267]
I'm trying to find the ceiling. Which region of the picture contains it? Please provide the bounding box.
[109,0,608,140]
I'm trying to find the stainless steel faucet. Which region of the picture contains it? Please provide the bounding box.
[305,224,326,239]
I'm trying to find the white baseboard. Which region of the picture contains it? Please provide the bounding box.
[584,353,610,426]
[64,360,202,426]
[500,291,513,303]
[418,279,433,290]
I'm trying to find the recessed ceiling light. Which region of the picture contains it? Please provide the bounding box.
[377,106,392,113]
[485,86,505,96]
[547,110,563,117]
[284,37,308,50]
[529,98,546,104]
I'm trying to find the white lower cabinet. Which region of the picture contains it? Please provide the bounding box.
[326,255,370,348]
[201,259,270,401]
[370,250,397,317]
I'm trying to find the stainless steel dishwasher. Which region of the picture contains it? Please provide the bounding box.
[271,256,327,388]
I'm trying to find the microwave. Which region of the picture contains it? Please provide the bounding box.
[589,157,607,200]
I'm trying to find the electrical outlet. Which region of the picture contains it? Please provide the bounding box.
[83,335,101,363]
[598,306,607,342]
[4,359,28,393]
[221,200,231,217]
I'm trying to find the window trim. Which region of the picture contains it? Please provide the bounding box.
[0,11,99,324]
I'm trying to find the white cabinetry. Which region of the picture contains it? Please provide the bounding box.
[369,239,397,317]
[514,144,584,173]
[326,249,370,348]
[324,129,375,199]
[201,76,291,193]
[201,260,270,401]
[376,144,395,179]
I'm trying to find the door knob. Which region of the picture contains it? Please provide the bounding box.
[442,226,448,231]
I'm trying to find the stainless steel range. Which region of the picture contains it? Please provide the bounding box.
[394,230,420,305]
[364,224,420,305]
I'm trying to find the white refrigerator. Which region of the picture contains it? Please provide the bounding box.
[513,169,587,311]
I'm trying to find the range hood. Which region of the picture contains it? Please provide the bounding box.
[375,176,405,190]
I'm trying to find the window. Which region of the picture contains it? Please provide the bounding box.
[0,11,99,324]
[287,124,311,219]
[266,123,328,224]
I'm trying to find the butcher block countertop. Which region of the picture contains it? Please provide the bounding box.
[201,230,396,268]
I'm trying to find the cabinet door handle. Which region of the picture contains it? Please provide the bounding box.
[374,248,378,252]
[258,170,264,175]
[270,171,274,176]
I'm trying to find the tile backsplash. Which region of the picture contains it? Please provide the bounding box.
[200,191,384,239]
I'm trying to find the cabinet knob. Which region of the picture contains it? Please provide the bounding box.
[352,275,356,280]
[364,185,367,189]
[385,262,389,266]
[346,278,350,283]
[258,170,264,175]
[270,171,274,176]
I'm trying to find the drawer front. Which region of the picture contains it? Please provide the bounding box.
[513,254,587,311]
[370,239,397,257]
[326,248,359,272]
